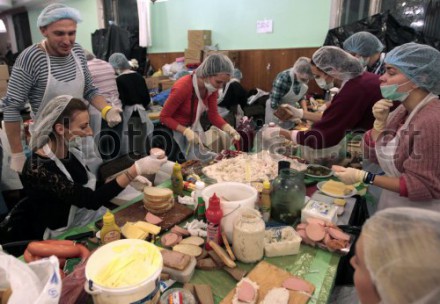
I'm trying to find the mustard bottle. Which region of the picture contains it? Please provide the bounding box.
[261,180,271,223]
[171,162,184,196]
[100,209,121,244]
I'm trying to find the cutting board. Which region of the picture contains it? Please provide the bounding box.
[96,200,194,231]
[220,261,315,304]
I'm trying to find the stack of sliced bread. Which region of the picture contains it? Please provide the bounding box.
[143,187,174,214]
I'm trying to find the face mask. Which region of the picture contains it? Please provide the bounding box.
[67,136,82,149]
[380,80,412,102]
[315,78,334,90]
[358,56,370,68]
[204,81,217,93]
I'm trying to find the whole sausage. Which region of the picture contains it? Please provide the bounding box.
[27,241,81,258]
[75,244,91,261]
[23,249,40,263]
[42,239,76,246]
[42,239,90,260]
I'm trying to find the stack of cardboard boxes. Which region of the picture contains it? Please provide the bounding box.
[0,65,9,98]
[184,30,211,65]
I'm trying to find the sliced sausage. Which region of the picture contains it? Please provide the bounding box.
[161,233,180,247]
[237,279,257,303]
[145,212,163,225]
[296,223,307,230]
[328,227,350,241]
[305,223,326,242]
[171,225,190,236]
[297,229,315,247]
[282,276,314,294]
[306,218,326,226]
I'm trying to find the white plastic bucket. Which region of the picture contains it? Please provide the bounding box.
[85,239,162,304]
[202,182,258,243]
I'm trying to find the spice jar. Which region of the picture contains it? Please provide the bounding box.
[270,168,306,225]
[232,208,265,263]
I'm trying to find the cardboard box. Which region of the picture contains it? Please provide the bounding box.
[144,76,168,89]
[203,50,239,65]
[188,30,211,50]
[0,80,7,97]
[184,58,202,65]
[159,79,175,91]
[184,48,203,62]
[0,65,9,80]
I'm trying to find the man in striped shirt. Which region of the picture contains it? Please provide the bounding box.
[2,3,122,173]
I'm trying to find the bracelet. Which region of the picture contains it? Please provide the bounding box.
[101,105,113,120]
[124,170,135,182]
[363,171,376,184]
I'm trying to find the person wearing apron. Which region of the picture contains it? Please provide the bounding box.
[19,96,167,239]
[108,53,153,157]
[160,54,241,161]
[333,43,440,212]
[343,31,386,75]
[2,3,122,175]
[265,57,313,129]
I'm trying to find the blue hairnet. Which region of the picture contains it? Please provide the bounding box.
[385,42,440,95]
[343,32,384,57]
[108,53,131,70]
[37,3,82,28]
[312,46,363,81]
[292,57,313,80]
[195,53,234,78]
[232,68,243,80]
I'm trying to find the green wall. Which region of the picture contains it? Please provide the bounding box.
[28,0,99,52]
[27,0,331,53]
[149,0,331,53]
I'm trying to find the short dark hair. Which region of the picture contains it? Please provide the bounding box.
[54,98,88,128]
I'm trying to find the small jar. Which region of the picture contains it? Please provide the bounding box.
[270,168,306,225]
[232,208,265,263]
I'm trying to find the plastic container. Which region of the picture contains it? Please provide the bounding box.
[159,288,196,304]
[85,239,162,304]
[264,226,302,257]
[162,256,196,283]
[232,208,265,263]
[301,199,338,224]
[202,182,258,243]
[100,210,121,244]
[205,193,223,250]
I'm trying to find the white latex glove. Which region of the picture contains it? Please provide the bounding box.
[222,124,240,141]
[372,99,393,131]
[10,152,26,173]
[262,126,281,141]
[280,104,304,120]
[105,107,122,128]
[130,175,152,191]
[332,165,366,184]
[134,156,168,175]
[183,128,200,144]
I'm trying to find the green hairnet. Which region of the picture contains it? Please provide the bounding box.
[312,46,363,81]
[385,42,440,95]
[109,53,131,70]
[343,32,384,57]
[195,53,234,78]
[37,3,82,28]
[362,207,440,304]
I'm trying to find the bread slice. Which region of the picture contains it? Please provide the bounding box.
[143,187,173,199]
[260,287,289,304]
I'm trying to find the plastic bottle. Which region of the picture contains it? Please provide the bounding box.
[100,209,121,244]
[261,180,271,223]
[171,162,183,196]
[194,181,206,222]
[205,193,223,250]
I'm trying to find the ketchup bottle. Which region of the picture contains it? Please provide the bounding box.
[205,193,223,250]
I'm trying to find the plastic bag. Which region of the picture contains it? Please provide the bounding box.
[60,261,89,304]
[0,251,61,303]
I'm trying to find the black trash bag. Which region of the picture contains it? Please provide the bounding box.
[334,195,370,286]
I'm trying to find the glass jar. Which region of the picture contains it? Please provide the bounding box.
[270,168,306,225]
[232,208,265,263]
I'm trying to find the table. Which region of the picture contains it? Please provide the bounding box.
[57,179,359,304]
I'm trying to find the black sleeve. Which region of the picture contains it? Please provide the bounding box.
[218,82,247,111]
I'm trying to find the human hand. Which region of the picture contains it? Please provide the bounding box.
[105,107,122,127]
[372,99,393,131]
[10,152,26,173]
[130,175,152,191]
[332,165,366,184]
[275,104,303,121]
[222,124,240,141]
[134,156,168,175]
[183,128,200,144]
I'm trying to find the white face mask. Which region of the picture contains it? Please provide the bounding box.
[67,136,82,149]
[204,81,217,93]
[315,77,334,90]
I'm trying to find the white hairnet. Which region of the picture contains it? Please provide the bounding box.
[312,46,363,81]
[343,32,384,57]
[385,42,440,95]
[292,57,313,80]
[362,207,440,304]
[108,53,131,70]
[195,53,234,78]
[37,3,82,28]
[29,95,74,150]
[232,68,243,80]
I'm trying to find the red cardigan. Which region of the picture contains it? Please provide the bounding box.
[160,75,227,130]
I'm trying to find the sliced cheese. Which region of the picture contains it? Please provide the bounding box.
[133,221,161,235]
[121,223,149,239]
[322,180,354,196]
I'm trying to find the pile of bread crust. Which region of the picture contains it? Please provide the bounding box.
[143,187,174,214]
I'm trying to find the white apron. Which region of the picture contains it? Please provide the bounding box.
[265,69,308,129]
[42,144,106,239]
[32,41,102,175]
[173,74,217,161]
[376,93,440,211]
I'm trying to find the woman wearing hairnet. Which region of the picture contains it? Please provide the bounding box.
[333,43,440,211]
[273,46,382,166]
[343,31,386,75]
[351,207,440,303]
[160,53,240,161]
[108,53,153,156]
[20,96,167,239]
[265,57,313,129]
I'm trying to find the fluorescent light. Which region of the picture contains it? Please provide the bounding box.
[0,20,6,33]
